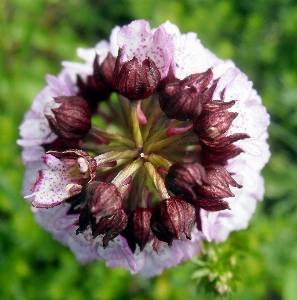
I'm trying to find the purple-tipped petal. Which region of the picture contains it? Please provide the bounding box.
[26,154,83,208]
[117,20,174,79]
[27,150,96,208]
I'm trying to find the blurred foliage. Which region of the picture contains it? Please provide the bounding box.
[1,0,297,299]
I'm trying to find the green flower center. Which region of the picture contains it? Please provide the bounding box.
[82,93,200,211]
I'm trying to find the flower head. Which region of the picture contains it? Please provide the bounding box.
[18,19,270,276]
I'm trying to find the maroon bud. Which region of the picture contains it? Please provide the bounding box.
[201,100,236,113]
[195,164,242,200]
[158,64,176,86]
[92,209,128,247]
[201,143,244,165]
[128,208,155,251]
[97,52,117,90]
[165,162,209,200]
[46,96,91,140]
[199,133,250,149]
[82,182,122,218]
[194,110,238,139]
[113,48,161,100]
[77,53,116,110]
[200,80,217,103]
[159,68,213,121]
[192,197,230,211]
[76,181,128,244]
[150,198,196,246]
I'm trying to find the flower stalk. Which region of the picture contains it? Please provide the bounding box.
[129,101,143,148]
[90,125,135,148]
[144,162,170,199]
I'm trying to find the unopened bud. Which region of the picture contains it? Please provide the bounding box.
[82,181,122,218]
[194,110,238,139]
[165,162,209,200]
[128,208,155,251]
[159,68,213,120]
[92,209,128,247]
[46,96,91,140]
[77,53,117,110]
[150,198,195,246]
[113,48,161,100]
[194,164,242,200]
[192,197,230,211]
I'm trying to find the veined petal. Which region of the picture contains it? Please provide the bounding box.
[117,20,174,79]
[26,154,85,208]
[163,21,211,79]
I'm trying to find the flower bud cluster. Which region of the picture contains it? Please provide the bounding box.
[18,19,270,276]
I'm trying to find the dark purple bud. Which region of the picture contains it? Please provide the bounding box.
[200,80,217,104]
[150,198,196,246]
[158,64,176,86]
[194,110,238,139]
[97,52,117,90]
[195,164,242,200]
[128,208,155,251]
[82,182,122,218]
[192,197,230,211]
[76,181,128,244]
[113,48,161,100]
[165,162,209,200]
[159,68,213,121]
[92,209,128,247]
[201,143,244,165]
[201,100,236,113]
[77,53,116,110]
[46,96,91,140]
[199,133,250,149]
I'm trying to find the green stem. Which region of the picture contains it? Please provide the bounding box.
[95,149,138,166]
[150,128,196,153]
[129,101,143,148]
[146,154,172,170]
[141,96,158,141]
[91,125,135,148]
[143,114,171,153]
[80,143,129,154]
[144,162,169,199]
[112,158,144,188]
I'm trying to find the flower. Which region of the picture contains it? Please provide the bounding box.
[18,19,270,277]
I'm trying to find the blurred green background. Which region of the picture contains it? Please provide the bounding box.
[1,0,297,299]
